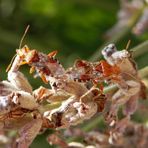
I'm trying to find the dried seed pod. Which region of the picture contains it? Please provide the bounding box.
[11,91,38,110]
[0,81,18,93]
[8,71,32,93]
[1,111,33,130]
[15,118,42,147]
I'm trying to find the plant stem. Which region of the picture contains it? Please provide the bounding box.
[132,40,148,58]
[38,102,61,114]
[103,84,118,94]
[89,6,145,62]
[82,116,104,132]
[138,66,148,78]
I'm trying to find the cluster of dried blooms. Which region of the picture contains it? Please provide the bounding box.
[62,118,148,148]
[0,43,146,147]
[105,0,148,37]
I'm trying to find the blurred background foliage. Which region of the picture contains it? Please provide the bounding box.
[0,0,147,147]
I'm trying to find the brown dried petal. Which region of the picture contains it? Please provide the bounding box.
[8,71,32,93]
[11,91,38,110]
[15,118,42,148]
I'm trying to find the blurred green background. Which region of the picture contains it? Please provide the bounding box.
[0,0,147,147]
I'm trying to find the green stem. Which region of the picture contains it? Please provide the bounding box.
[38,102,61,114]
[103,84,118,94]
[82,116,104,132]
[102,66,148,95]
[132,40,148,58]
[138,66,148,78]
[89,6,145,62]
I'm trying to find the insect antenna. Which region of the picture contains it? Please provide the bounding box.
[6,54,17,72]
[125,40,131,51]
[19,25,30,49]
[6,25,30,72]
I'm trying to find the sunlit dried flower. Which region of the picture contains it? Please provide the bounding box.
[0,42,146,147]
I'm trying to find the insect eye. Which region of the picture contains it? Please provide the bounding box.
[103,47,108,52]
[52,82,57,88]
[108,44,116,50]
[106,49,113,56]
[104,44,117,56]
